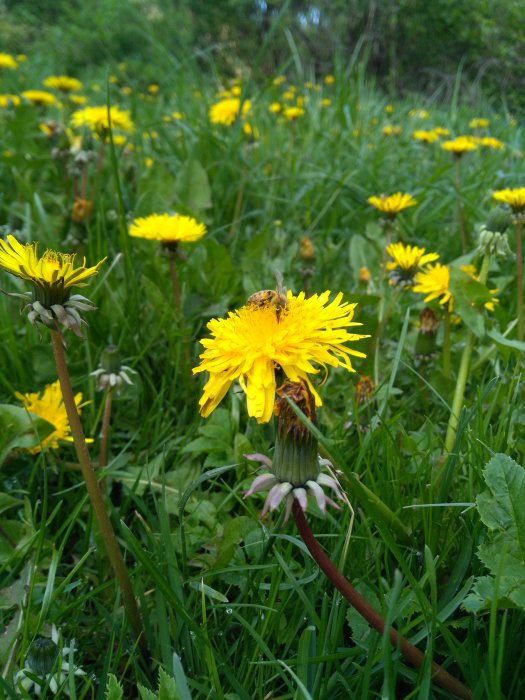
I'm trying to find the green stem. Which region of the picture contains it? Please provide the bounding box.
[168,251,181,313]
[443,308,451,378]
[444,330,475,454]
[515,218,523,342]
[50,330,148,658]
[293,503,472,700]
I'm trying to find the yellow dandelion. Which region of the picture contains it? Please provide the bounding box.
[492,187,525,212]
[0,94,20,108]
[441,136,478,156]
[413,263,453,310]
[368,192,417,216]
[382,125,402,136]
[0,53,17,69]
[147,83,159,95]
[432,127,450,137]
[324,75,335,85]
[68,94,87,105]
[0,235,105,333]
[282,90,295,101]
[385,104,394,113]
[269,102,282,114]
[409,109,429,119]
[21,90,57,107]
[283,106,305,121]
[358,267,371,283]
[70,105,134,137]
[209,97,251,126]
[193,290,369,423]
[129,213,207,244]
[43,76,83,93]
[16,381,86,453]
[321,98,331,107]
[385,242,439,287]
[478,136,504,150]
[469,118,489,129]
[413,129,439,144]
[273,75,286,86]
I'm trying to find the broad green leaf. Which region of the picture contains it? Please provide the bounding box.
[0,404,55,466]
[175,158,212,213]
[449,266,492,337]
[463,454,525,612]
[486,329,525,353]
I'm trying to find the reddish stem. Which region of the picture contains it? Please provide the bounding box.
[292,503,472,700]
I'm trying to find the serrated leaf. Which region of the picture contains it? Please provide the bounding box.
[464,454,525,612]
[158,667,182,700]
[346,582,381,642]
[104,674,124,700]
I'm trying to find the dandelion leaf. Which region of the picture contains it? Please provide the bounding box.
[0,404,54,466]
[175,158,212,214]
[104,674,124,700]
[463,453,525,612]
[449,267,492,337]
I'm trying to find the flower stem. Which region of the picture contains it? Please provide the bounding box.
[99,387,114,469]
[168,251,181,313]
[444,330,475,454]
[442,308,451,378]
[515,217,523,341]
[50,330,148,658]
[292,503,472,700]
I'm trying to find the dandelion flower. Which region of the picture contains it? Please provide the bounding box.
[383,125,402,136]
[368,192,417,216]
[209,97,251,126]
[441,136,477,156]
[21,90,57,106]
[413,129,439,144]
[479,136,504,150]
[129,213,206,244]
[283,105,305,121]
[0,53,17,69]
[0,94,20,108]
[71,105,134,137]
[469,118,489,129]
[385,242,439,287]
[409,109,429,119]
[43,75,83,93]
[413,263,453,310]
[324,75,335,85]
[193,289,368,423]
[16,381,86,452]
[0,234,105,334]
[492,187,525,212]
[269,102,282,114]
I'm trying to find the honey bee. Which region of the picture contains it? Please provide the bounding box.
[246,272,288,319]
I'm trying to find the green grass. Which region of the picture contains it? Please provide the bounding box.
[0,14,524,700]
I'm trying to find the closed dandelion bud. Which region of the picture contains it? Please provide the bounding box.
[355,375,375,405]
[477,228,513,258]
[27,637,59,676]
[299,235,315,261]
[71,197,93,224]
[358,266,371,283]
[91,344,136,392]
[272,380,319,486]
[415,307,439,361]
[486,207,511,233]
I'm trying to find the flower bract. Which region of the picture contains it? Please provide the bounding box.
[129,213,207,243]
[193,290,369,423]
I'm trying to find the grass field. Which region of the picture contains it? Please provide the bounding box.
[0,26,524,700]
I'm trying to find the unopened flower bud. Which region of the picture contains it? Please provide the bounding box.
[485,207,511,233]
[27,637,58,676]
[71,197,93,224]
[91,344,136,392]
[358,266,371,283]
[415,307,439,361]
[299,235,315,261]
[477,228,513,258]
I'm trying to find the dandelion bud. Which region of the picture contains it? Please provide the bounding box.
[355,375,376,405]
[485,207,511,233]
[415,307,439,362]
[91,344,136,392]
[299,235,315,261]
[27,637,59,676]
[71,197,93,224]
[358,266,371,283]
[477,229,513,258]
[272,379,319,486]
